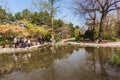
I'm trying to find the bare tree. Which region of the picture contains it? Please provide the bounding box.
[31,0,48,12]
[49,0,55,44]
[0,0,10,12]
[73,0,120,42]
[32,0,60,44]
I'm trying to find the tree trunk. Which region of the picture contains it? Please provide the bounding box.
[92,19,96,42]
[98,14,105,42]
[51,0,54,45]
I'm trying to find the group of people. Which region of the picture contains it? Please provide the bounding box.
[1,36,46,48]
[14,37,31,48]
[38,37,44,44]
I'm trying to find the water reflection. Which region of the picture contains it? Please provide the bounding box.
[84,47,120,80]
[0,46,120,80]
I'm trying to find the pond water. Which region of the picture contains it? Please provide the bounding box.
[0,45,120,80]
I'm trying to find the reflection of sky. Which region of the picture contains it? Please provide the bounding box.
[1,48,99,80]
[1,48,119,80]
[66,48,86,66]
[6,0,84,27]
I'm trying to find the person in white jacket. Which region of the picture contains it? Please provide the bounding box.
[28,39,31,47]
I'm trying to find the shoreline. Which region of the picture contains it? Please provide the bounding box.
[0,43,50,54]
[1,41,120,54]
[65,42,120,47]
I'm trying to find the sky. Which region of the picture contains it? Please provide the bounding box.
[5,0,85,27]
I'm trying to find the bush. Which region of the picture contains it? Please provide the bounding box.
[110,54,120,65]
[111,37,120,41]
[0,41,6,45]
[0,38,13,47]
[84,30,94,40]
[75,37,84,42]
[74,29,80,38]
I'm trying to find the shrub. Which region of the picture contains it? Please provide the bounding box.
[75,37,84,42]
[74,29,80,38]
[111,37,120,41]
[84,30,94,40]
[0,40,6,45]
[110,54,120,65]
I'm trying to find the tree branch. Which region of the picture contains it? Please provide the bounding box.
[107,8,116,13]
[108,0,120,8]
[96,0,103,8]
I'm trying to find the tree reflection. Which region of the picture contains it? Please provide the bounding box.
[98,48,109,80]
[0,45,75,77]
[1,46,120,80]
[84,47,119,80]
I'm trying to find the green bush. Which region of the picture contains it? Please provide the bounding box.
[75,37,84,42]
[74,29,80,38]
[110,54,120,64]
[0,38,13,47]
[102,32,111,40]
[84,30,94,40]
[0,41,6,45]
[111,37,120,41]
[103,35,111,40]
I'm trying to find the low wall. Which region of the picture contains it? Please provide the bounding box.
[1,42,120,54]
[0,43,50,54]
[66,42,120,47]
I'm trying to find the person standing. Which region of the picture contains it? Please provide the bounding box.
[28,39,31,47]
[24,37,27,48]
[14,37,17,48]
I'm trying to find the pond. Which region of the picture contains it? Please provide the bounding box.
[0,45,120,80]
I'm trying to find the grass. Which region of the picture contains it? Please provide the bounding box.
[67,39,76,42]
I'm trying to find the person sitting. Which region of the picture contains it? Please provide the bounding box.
[95,38,99,43]
[2,44,5,48]
[38,37,41,44]
[95,37,102,43]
